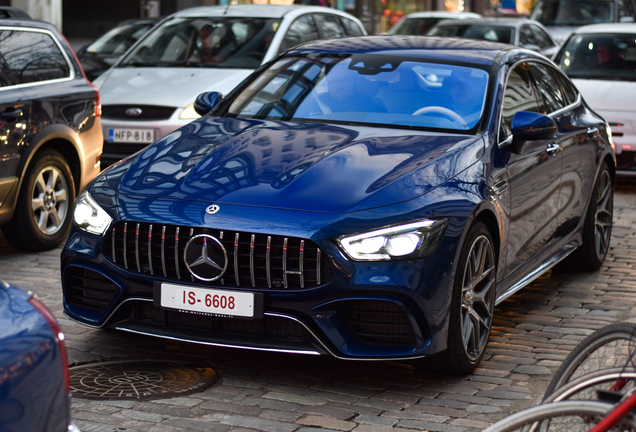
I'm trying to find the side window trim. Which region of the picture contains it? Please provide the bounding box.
[531,59,581,117]
[0,25,75,92]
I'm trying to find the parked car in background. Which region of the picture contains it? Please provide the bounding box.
[0,6,30,19]
[387,11,481,35]
[428,17,559,56]
[77,18,158,82]
[530,0,636,44]
[554,23,636,176]
[0,279,78,432]
[93,5,366,168]
[0,19,103,251]
[62,36,613,375]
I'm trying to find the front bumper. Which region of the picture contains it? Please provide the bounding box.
[62,196,467,361]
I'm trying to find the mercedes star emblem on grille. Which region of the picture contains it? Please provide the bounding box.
[184,234,228,281]
[125,108,143,117]
[206,205,220,215]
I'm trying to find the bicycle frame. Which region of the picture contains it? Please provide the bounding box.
[590,389,636,432]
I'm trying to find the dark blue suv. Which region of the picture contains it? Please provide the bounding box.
[0,18,103,251]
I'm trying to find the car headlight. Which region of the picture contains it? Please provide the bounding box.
[73,191,112,235]
[179,102,201,119]
[337,219,447,261]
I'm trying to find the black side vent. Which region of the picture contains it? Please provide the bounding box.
[65,267,119,311]
[344,300,416,346]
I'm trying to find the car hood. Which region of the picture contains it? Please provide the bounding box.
[107,117,484,213]
[544,26,575,44]
[95,67,254,108]
[573,79,636,113]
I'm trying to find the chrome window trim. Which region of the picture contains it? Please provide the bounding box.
[0,26,75,92]
[497,58,581,147]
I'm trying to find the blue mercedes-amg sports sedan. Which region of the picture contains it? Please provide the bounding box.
[61,36,615,374]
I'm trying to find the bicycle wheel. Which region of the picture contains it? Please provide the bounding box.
[544,368,636,403]
[544,322,636,399]
[483,401,636,432]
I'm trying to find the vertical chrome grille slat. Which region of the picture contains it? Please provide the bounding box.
[234,232,240,287]
[175,227,180,280]
[123,223,128,269]
[266,236,271,288]
[316,249,321,286]
[299,240,304,289]
[161,226,167,278]
[135,223,141,272]
[111,227,116,263]
[148,224,153,275]
[189,228,194,281]
[219,231,224,285]
[250,234,255,288]
[283,237,288,289]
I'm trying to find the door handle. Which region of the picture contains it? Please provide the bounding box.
[546,143,561,156]
[1,109,23,120]
[491,180,508,195]
[587,127,599,137]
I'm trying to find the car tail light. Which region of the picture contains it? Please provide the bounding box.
[28,294,70,395]
[88,81,102,117]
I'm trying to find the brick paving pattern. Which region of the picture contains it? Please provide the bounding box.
[1,180,635,432]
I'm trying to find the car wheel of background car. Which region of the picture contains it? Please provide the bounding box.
[565,162,613,271]
[1,150,76,251]
[419,221,496,375]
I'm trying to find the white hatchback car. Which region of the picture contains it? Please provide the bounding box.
[94,5,366,167]
[387,11,481,36]
[553,23,636,176]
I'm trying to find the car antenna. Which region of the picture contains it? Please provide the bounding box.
[223,3,230,14]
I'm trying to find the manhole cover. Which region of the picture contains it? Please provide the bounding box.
[70,361,218,400]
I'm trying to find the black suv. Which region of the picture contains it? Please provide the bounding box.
[0,19,103,251]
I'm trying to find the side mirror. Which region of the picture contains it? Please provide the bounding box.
[194,92,223,116]
[507,111,558,154]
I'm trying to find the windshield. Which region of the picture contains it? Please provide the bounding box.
[392,18,443,35]
[119,17,281,69]
[428,25,514,44]
[555,33,636,81]
[227,54,489,131]
[530,0,614,25]
[86,22,155,55]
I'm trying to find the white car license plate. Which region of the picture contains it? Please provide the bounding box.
[108,128,155,143]
[160,283,254,318]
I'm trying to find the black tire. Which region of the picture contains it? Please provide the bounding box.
[565,162,613,271]
[417,221,497,375]
[544,322,636,400]
[483,401,636,432]
[1,150,76,251]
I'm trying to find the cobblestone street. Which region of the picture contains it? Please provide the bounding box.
[2,180,636,432]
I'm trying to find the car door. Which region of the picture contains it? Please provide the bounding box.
[530,62,599,242]
[500,62,562,278]
[0,31,31,202]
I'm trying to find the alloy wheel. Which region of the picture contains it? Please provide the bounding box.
[460,234,496,362]
[594,170,612,261]
[31,165,69,235]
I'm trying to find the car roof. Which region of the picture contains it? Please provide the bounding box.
[401,11,481,19]
[434,17,536,27]
[0,18,61,33]
[569,22,636,34]
[173,4,342,19]
[288,35,513,66]
[0,6,31,19]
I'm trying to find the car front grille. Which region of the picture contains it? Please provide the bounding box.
[102,105,176,120]
[617,150,636,171]
[344,300,416,346]
[65,267,119,311]
[103,222,334,290]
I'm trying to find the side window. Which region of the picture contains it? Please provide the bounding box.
[500,63,542,143]
[314,14,347,38]
[341,18,364,36]
[519,25,536,47]
[281,15,319,53]
[1,29,70,84]
[530,25,554,48]
[555,72,579,105]
[529,62,566,113]
[619,0,636,19]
